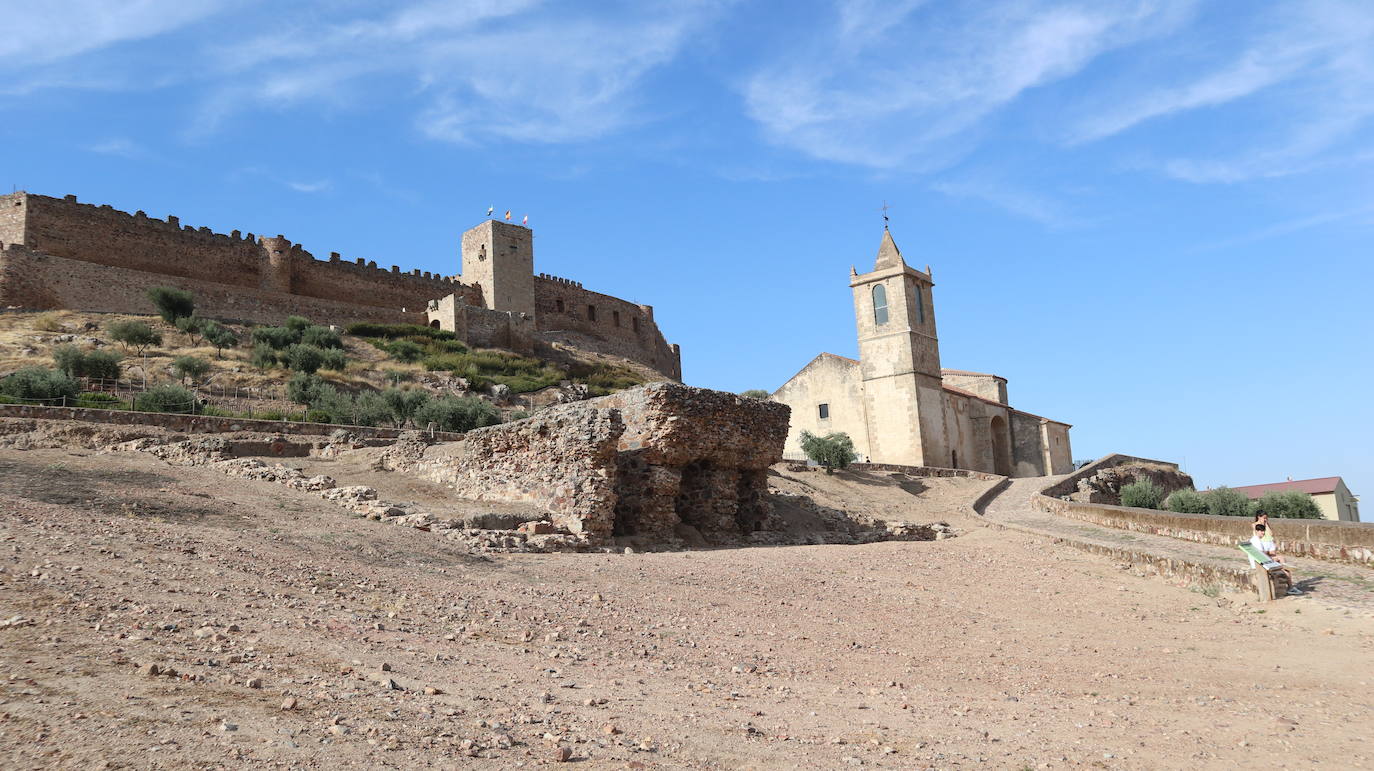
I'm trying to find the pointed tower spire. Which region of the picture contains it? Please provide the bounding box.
[874,228,905,271]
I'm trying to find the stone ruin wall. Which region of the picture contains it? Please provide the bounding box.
[595,382,790,543]
[379,382,790,544]
[382,403,625,538]
[0,192,478,324]
[534,275,682,380]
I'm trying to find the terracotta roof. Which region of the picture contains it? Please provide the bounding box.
[1229,477,1344,499]
[941,369,1005,380]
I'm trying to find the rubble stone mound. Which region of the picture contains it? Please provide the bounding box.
[1068,461,1195,505]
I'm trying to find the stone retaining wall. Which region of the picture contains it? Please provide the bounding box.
[1034,454,1374,568]
[847,461,1001,481]
[0,404,463,442]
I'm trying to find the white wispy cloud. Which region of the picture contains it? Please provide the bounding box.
[931,174,1083,229]
[86,138,148,159]
[0,0,225,65]
[1084,1,1374,183]
[195,0,726,144]
[286,179,331,194]
[1190,203,1374,252]
[742,0,1196,169]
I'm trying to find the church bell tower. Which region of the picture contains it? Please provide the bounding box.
[849,228,943,466]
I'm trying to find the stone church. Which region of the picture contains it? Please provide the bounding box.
[772,229,1073,477]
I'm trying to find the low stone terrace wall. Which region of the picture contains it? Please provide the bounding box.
[0,404,463,442]
[1034,454,1374,568]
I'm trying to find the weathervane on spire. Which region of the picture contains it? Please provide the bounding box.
[879,200,891,230]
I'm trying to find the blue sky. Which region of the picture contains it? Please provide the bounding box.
[3,0,1372,501]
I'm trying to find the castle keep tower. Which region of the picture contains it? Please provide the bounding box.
[461,220,535,318]
[849,229,942,466]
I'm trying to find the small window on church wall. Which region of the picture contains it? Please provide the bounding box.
[818,403,829,419]
[915,286,925,324]
[587,305,597,321]
[872,284,888,326]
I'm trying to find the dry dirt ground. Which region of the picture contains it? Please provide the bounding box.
[1,448,1371,769]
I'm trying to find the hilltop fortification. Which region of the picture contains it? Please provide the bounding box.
[0,192,681,379]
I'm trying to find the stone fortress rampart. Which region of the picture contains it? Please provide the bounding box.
[0,192,681,379]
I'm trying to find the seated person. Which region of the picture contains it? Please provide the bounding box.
[1250,513,1301,595]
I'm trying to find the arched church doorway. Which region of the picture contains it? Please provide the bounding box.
[429,319,441,329]
[989,415,1012,476]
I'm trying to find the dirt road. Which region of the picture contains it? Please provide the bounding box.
[1,448,1370,769]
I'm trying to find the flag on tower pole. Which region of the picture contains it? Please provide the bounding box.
[522,214,528,226]
[486,206,494,217]
[504,210,511,221]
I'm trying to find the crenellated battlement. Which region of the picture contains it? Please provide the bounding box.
[538,273,583,289]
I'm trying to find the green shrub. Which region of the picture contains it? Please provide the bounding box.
[83,350,124,380]
[0,367,80,403]
[1253,490,1322,519]
[107,320,162,354]
[134,384,197,414]
[382,387,430,426]
[346,322,456,341]
[305,408,332,423]
[387,339,424,362]
[413,395,501,433]
[147,286,195,323]
[800,430,857,474]
[1120,478,1164,509]
[286,373,327,406]
[283,344,325,374]
[351,391,391,427]
[284,315,312,332]
[52,344,84,376]
[198,404,234,417]
[172,355,211,384]
[75,391,123,409]
[319,348,348,372]
[175,315,206,343]
[251,344,277,371]
[53,345,123,380]
[384,369,413,385]
[1165,489,1208,514]
[739,389,771,400]
[251,326,298,350]
[300,325,343,349]
[203,321,238,357]
[1204,486,1253,517]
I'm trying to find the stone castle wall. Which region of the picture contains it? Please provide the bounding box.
[3,192,681,378]
[3,192,476,321]
[0,244,420,326]
[533,275,681,380]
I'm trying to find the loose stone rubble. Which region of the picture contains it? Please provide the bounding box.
[117,435,592,554]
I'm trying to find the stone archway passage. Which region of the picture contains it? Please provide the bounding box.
[989,415,1012,476]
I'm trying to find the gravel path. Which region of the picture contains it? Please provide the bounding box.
[979,477,1374,616]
